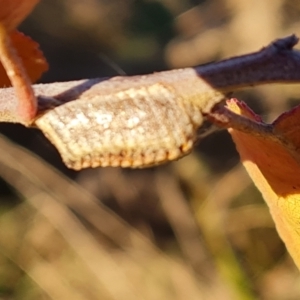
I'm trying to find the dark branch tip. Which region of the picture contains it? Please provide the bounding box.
[272,34,299,51]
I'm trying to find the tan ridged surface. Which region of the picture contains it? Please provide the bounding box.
[36,80,210,169]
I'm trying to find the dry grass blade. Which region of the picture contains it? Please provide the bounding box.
[155,170,211,277]
[0,242,87,300]
[0,137,147,299]
[0,134,216,299]
[173,157,256,300]
[28,193,143,300]
[0,133,158,253]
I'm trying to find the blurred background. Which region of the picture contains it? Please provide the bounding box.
[0,0,300,299]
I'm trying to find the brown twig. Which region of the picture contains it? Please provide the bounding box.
[1,35,300,169]
[195,35,300,91]
[0,35,297,122]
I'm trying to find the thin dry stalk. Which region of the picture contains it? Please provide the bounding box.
[155,170,212,277]
[0,134,214,299]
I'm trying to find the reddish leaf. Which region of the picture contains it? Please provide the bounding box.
[0,30,48,87]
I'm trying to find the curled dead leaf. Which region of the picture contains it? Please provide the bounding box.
[226,99,300,269]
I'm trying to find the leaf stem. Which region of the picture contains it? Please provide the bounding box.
[0,25,37,125]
